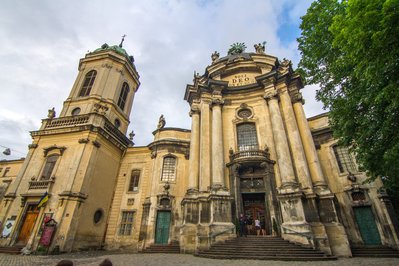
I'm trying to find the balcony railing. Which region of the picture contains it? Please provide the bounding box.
[230,149,270,161]
[28,180,52,190]
[45,115,90,129]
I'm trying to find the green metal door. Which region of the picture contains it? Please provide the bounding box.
[155,211,170,244]
[354,206,381,245]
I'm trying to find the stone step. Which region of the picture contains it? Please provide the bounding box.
[195,254,336,261]
[351,246,399,257]
[140,242,180,254]
[196,236,335,261]
[0,246,23,255]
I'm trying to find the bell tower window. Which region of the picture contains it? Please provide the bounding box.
[79,70,97,97]
[117,82,130,110]
[237,123,258,151]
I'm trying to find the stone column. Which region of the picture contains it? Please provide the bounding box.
[199,98,211,191]
[292,94,327,188]
[264,87,296,188]
[279,87,313,191]
[187,104,201,192]
[211,98,225,189]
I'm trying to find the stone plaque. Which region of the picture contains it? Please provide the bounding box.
[224,73,257,87]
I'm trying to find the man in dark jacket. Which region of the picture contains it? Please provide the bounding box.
[239,213,248,237]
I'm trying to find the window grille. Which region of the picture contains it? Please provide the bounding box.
[79,70,97,97]
[117,82,130,110]
[128,170,140,192]
[237,123,258,151]
[333,146,357,173]
[161,156,176,182]
[119,211,134,235]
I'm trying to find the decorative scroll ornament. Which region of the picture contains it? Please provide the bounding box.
[278,58,292,75]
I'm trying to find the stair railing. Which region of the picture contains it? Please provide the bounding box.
[281,226,315,249]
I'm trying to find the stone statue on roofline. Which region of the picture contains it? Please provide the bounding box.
[157,114,166,129]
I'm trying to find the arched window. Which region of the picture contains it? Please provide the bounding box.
[40,155,59,180]
[117,82,130,110]
[79,70,97,97]
[161,156,176,182]
[237,123,258,151]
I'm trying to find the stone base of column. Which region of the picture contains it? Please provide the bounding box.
[278,181,300,194]
[309,222,332,255]
[179,224,198,253]
[324,223,352,257]
[186,188,199,195]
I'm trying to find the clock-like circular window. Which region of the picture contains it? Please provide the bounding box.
[237,108,252,119]
[71,107,81,116]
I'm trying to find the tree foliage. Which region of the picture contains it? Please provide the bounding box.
[298,0,399,193]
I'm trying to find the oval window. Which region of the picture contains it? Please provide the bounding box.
[94,209,103,224]
[71,107,81,116]
[114,119,121,129]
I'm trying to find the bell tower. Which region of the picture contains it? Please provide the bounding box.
[59,40,140,134]
[1,40,140,252]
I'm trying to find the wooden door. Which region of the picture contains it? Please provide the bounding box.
[155,211,170,244]
[17,205,39,244]
[354,206,381,245]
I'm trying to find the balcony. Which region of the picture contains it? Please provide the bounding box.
[28,180,53,190]
[230,149,270,161]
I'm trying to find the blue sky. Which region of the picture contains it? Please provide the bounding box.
[0,0,323,160]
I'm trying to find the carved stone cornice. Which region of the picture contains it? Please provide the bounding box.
[43,145,67,157]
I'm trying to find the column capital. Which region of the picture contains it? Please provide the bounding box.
[210,98,224,107]
[291,91,305,104]
[263,88,279,101]
[189,104,201,117]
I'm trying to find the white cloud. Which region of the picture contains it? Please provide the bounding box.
[0,0,324,160]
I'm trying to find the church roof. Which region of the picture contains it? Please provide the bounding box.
[91,43,134,64]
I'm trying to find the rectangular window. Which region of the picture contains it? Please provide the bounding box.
[128,170,140,192]
[40,155,58,180]
[161,157,176,182]
[2,167,10,177]
[119,211,134,235]
[333,146,357,173]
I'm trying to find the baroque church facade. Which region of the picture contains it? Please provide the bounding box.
[0,42,398,256]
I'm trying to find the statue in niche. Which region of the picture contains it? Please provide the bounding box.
[47,107,56,119]
[157,114,166,129]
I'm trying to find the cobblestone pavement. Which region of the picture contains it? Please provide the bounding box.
[1,252,399,266]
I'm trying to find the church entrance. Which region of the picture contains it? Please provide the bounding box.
[354,206,381,245]
[242,193,269,235]
[17,205,39,245]
[155,211,170,244]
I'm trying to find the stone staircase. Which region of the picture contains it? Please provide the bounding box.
[0,245,24,255]
[141,241,180,254]
[196,236,336,261]
[351,246,399,257]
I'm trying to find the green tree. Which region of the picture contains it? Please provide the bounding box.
[298,0,399,195]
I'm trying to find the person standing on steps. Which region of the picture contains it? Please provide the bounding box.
[255,217,261,236]
[238,213,248,237]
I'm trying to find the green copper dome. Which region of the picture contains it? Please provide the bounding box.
[91,43,134,64]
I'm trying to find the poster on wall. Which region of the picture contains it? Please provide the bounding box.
[38,213,53,236]
[1,219,15,238]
